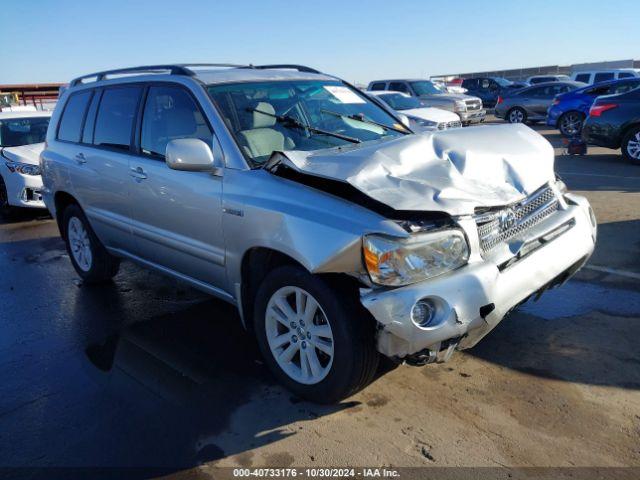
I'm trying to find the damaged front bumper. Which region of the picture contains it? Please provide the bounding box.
[360,193,596,362]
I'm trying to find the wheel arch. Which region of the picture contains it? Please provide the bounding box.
[53,191,80,239]
[620,121,640,145]
[238,246,364,332]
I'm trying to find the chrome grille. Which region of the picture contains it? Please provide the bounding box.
[465,99,482,111]
[475,186,559,254]
[437,120,462,130]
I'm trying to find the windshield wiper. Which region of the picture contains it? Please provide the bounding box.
[246,108,361,144]
[320,109,410,135]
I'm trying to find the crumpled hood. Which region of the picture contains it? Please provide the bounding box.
[277,124,555,216]
[1,142,44,166]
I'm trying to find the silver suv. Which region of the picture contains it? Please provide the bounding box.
[42,64,597,403]
[367,79,486,125]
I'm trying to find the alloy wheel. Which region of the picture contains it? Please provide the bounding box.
[0,178,8,209]
[265,286,334,385]
[68,217,93,272]
[509,109,524,123]
[560,113,583,136]
[626,132,640,159]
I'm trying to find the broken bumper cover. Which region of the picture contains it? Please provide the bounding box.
[360,195,596,359]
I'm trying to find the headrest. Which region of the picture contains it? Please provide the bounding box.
[253,102,276,128]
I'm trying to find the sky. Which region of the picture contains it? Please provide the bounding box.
[2,0,639,85]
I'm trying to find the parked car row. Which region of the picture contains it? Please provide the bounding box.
[367,79,486,125]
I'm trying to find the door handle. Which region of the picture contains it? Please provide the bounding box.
[130,166,148,181]
[75,153,87,165]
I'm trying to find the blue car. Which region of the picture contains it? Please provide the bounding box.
[547,78,640,136]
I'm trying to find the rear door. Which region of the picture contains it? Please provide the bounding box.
[127,84,226,287]
[75,85,142,251]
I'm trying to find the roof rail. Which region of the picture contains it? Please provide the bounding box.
[248,64,322,74]
[69,63,247,87]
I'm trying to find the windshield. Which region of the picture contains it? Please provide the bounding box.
[493,77,513,87]
[0,116,50,147]
[410,81,446,95]
[377,93,422,110]
[207,80,407,166]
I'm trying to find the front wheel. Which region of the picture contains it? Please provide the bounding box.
[62,203,120,283]
[0,175,14,219]
[254,266,379,403]
[558,111,584,137]
[507,107,527,124]
[622,126,640,165]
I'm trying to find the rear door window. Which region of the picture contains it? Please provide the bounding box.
[369,82,386,91]
[140,85,212,158]
[594,72,615,83]
[613,81,640,94]
[574,73,591,83]
[93,86,142,151]
[389,82,410,94]
[57,90,93,142]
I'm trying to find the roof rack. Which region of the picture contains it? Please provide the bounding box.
[247,64,322,74]
[69,63,247,87]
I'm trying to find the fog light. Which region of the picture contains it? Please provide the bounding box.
[411,299,436,328]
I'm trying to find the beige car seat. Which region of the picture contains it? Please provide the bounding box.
[238,102,295,158]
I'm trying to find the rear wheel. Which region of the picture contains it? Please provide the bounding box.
[558,111,584,137]
[507,107,527,124]
[254,266,379,403]
[62,203,120,283]
[622,126,640,165]
[0,175,14,219]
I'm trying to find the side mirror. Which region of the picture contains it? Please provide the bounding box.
[397,114,411,127]
[165,138,222,174]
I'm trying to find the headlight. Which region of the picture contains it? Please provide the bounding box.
[5,161,41,176]
[410,116,438,128]
[363,230,470,286]
[454,100,467,112]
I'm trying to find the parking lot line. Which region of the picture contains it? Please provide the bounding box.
[585,265,640,280]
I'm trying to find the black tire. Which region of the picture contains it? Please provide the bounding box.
[558,111,585,137]
[507,107,527,124]
[62,203,120,283]
[621,126,640,165]
[253,265,379,404]
[0,175,15,219]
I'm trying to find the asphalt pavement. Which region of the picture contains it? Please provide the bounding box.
[0,121,638,477]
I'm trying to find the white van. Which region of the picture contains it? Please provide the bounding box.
[571,69,640,84]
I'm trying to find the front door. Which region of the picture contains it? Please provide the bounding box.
[127,84,226,288]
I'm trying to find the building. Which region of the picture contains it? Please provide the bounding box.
[0,83,65,111]
[432,59,640,82]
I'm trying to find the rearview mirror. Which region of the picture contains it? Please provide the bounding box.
[166,138,219,173]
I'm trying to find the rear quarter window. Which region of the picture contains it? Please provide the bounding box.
[57,90,93,142]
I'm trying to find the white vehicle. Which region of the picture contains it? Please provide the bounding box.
[0,111,51,216]
[571,69,640,85]
[368,91,462,130]
[526,75,571,85]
